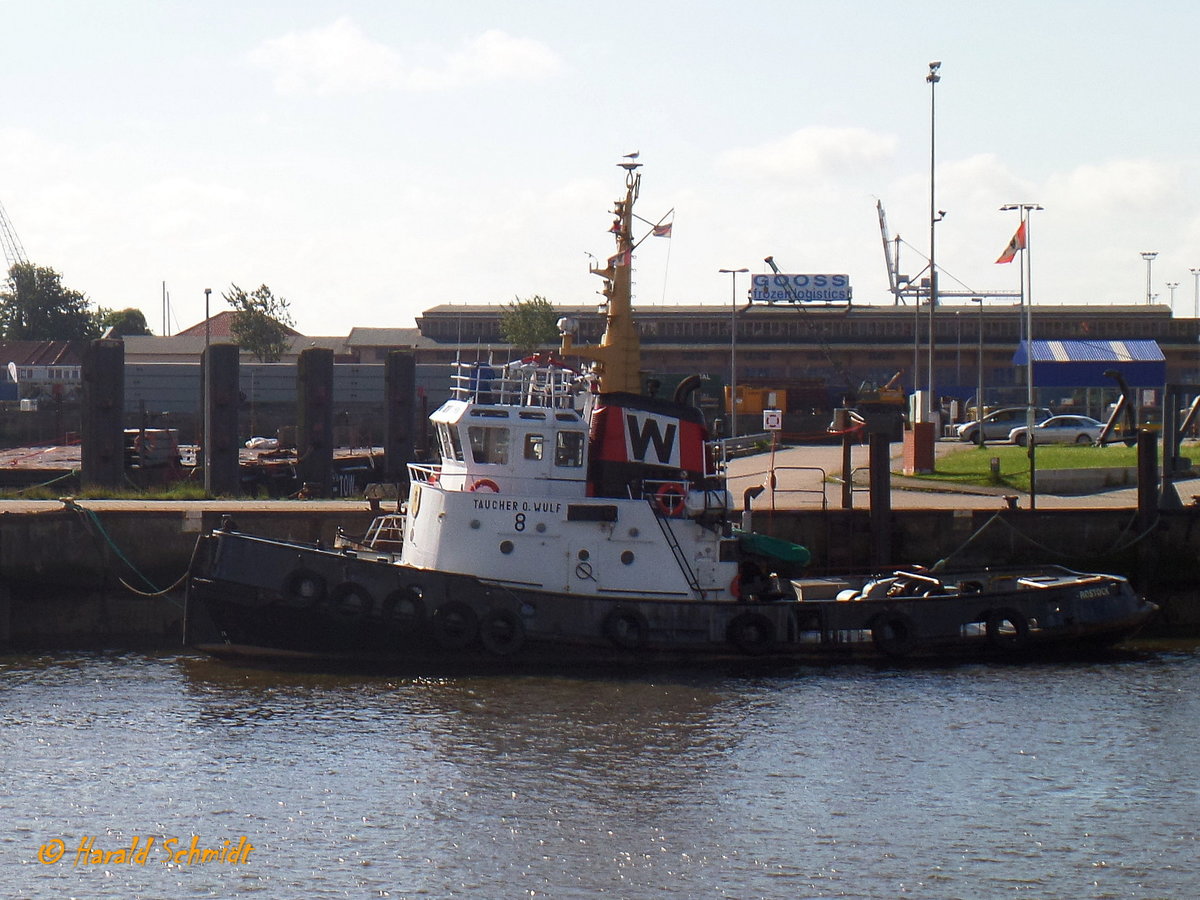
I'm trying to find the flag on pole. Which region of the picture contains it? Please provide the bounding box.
[995,221,1027,264]
[652,222,673,238]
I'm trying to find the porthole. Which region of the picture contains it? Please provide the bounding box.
[621,550,635,565]
[500,540,514,554]
[577,549,590,561]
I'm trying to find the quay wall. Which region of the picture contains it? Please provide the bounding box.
[0,503,1196,650]
[0,504,376,651]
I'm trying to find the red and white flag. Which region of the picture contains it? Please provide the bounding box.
[652,222,673,238]
[995,221,1027,264]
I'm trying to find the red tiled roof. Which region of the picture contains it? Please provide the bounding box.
[0,340,82,366]
[176,310,303,338]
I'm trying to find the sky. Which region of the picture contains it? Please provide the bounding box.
[5,0,1200,336]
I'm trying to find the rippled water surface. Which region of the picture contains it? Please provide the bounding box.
[2,647,1198,898]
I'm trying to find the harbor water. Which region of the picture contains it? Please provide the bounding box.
[3,648,1198,898]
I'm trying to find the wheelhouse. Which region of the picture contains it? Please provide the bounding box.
[425,358,591,498]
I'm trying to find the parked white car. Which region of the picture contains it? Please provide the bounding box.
[1008,415,1105,446]
[956,407,1052,443]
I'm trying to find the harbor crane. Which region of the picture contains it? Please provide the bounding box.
[876,199,1017,304]
[0,199,27,269]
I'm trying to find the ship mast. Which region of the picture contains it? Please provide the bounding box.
[560,159,643,394]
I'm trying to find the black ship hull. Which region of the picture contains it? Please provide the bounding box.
[187,530,1156,672]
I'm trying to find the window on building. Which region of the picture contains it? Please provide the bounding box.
[524,433,544,461]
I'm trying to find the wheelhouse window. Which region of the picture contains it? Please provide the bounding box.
[437,422,465,461]
[524,433,545,461]
[555,431,585,467]
[468,425,510,465]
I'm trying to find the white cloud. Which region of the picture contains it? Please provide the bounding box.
[406,30,563,90]
[1046,158,1182,214]
[246,17,404,96]
[717,127,898,181]
[246,19,562,96]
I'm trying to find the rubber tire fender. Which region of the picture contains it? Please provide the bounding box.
[382,586,426,630]
[871,610,918,658]
[328,581,374,617]
[985,607,1031,650]
[479,607,526,656]
[603,606,649,650]
[726,611,776,655]
[432,601,478,650]
[282,568,327,607]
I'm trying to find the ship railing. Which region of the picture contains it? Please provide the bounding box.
[363,514,405,550]
[449,360,580,409]
[726,464,829,510]
[713,433,772,470]
[408,463,442,485]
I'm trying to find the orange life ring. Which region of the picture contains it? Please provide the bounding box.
[730,574,741,599]
[469,478,500,493]
[654,482,686,517]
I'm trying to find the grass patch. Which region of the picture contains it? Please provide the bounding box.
[913,443,1140,493]
[0,478,217,502]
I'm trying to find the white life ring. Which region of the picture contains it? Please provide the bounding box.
[654,482,686,517]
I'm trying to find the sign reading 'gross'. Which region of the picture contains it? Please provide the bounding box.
[750,273,851,303]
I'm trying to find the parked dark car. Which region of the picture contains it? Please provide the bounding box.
[956,407,1053,443]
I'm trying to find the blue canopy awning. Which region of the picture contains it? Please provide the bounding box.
[1013,340,1165,388]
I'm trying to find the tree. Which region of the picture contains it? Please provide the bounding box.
[0,262,100,340]
[500,295,560,356]
[223,283,295,362]
[97,307,153,337]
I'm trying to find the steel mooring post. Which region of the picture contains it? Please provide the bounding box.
[203,343,240,497]
[868,431,892,568]
[296,347,335,498]
[1136,428,1158,589]
[384,350,416,484]
[834,408,854,509]
[81,338,125,489]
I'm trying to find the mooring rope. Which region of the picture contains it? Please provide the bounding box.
[931,506,1157,572]
[9,468,78,496]
[61,499,187,608]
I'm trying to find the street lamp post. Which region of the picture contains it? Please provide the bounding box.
[1167,281,1180,309]
[1193,268,1200,383]
[1141,252,1158,305]
[971,297,984,447]
[1001,202,1042,507]
[719,267,749,437]
[926,60,942,423]
[201,287,212,471]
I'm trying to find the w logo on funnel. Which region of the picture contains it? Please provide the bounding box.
[625,413,678,465]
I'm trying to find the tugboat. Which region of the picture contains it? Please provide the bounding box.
[186,160,1155,669]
